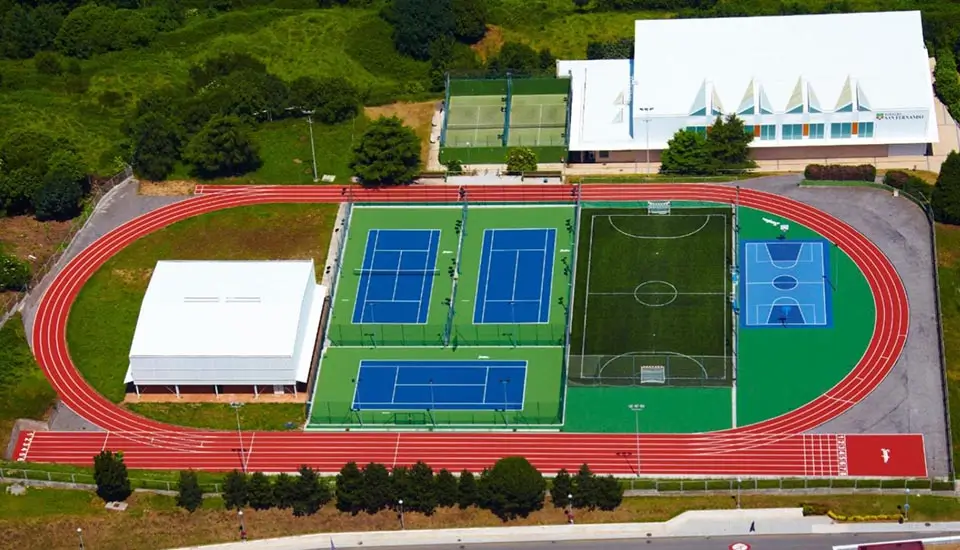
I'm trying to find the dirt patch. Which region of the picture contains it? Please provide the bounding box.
[471,25,503,62]
[110,268,153,285]
[0,215,74,311]
[364,101,438,163]
[138,180,196,196]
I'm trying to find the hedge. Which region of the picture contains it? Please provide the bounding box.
[804,164,876,182]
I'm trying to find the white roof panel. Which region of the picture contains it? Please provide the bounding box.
[633,11,930,116]
[129,260,316,358]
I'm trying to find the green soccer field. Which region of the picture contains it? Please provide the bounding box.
[569,206,733,387]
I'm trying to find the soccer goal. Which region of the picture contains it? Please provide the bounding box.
[639,365,666,384]
[648,200,671,215]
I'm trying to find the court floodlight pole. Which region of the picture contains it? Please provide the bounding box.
[230,402,247,473]
[77,527,84,550]
[627,404,645,477]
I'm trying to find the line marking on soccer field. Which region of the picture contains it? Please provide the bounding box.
[607,215,718,240]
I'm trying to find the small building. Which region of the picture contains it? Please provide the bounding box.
[558,11,937,166]
[126,260,326,398]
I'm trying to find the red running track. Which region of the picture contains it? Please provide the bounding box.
[17,184,927,477]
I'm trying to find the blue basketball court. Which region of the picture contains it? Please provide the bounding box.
[352,229,441,324]
[473,228,556,324]
[740,240,832,328]
[351,360,527,411]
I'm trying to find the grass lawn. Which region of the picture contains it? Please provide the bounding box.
[0,314,57,451]
[167,116,370,185]
[127,402,304,431]
[3,487,960,549]
[936,222,960,473]
[0,8,428,175]
[569,208,731,385]
[66,203,338,428]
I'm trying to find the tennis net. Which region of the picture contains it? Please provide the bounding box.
[353,268,440,276]
[508,122,566,129]
[445,122,506,130]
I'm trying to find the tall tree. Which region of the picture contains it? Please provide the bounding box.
[659,129,711,176]
[435,469,458,508]
[273,472,296,509]
[934,150,960,224]
[182,115,261,179]
[247,472,275,511]
[451,0,487,44]
[222,470,248,510]
[361,462,394,514]
[550,469,573,509]
[571,463,597,509]
[33,149,85,221]
[350,116,422,186]
[407,461,437,515]
[292,465,331,516]
[593,475,624,511]
[478,456,546,521]
[705,114,754,171]
[176,470,203,512]
[390,465,412,508]
[188,51,266,92]
[129,112,182,181]
[335,462,365,514]
[390,0,456,60]
[289,76,360,124]
[93,450,132,503]
[457,469,478,509]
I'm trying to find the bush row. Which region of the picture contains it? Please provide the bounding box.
[883,170,933,203]
[803,164,876,182]
[934,49,960,126]
[201,457,624,522]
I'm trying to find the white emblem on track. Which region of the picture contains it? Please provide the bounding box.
[881,448,891,464]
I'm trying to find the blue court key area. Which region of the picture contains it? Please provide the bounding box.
[352,229,440,324]
[740,240,832,328]
[351,360,528,411]
[474,228,556,324]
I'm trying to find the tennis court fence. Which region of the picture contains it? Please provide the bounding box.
[327,322,567,347]
[309,401,563,427]
[568,354,732,387]
[445,122,566,131]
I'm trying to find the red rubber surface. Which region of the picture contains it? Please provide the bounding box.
[16,184,926,476]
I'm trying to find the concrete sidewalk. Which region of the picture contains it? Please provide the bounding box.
[171,508,960,549]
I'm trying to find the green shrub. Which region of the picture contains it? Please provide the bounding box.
[0,252,30,292]
[34,51,63,75]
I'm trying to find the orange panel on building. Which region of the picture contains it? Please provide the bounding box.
[852,122,859,135]
[754,126,761,137]
[802,124,809,136]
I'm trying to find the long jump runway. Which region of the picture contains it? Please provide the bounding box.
[18,184,925,477]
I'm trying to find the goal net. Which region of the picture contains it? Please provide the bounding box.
[567,353,731,387]
[648,200,671,215]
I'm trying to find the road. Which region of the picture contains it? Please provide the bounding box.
[343,532,951,550]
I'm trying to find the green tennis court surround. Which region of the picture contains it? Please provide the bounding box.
[309,204,573,430]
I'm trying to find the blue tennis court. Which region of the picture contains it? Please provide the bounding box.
[740,240,832,328]
[351,360,527,411]
[473,228,556,324]
[352,229,441,324]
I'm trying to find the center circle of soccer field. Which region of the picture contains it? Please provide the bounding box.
[772,274,799,290]
[632,280,679,307]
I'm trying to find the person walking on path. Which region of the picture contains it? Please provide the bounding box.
[749,521,756,533]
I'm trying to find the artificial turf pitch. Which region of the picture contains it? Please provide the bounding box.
[569,207,733,387]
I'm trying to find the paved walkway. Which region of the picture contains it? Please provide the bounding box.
[171,508,960,549]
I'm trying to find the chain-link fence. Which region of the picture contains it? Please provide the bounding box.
[0,466,221,494]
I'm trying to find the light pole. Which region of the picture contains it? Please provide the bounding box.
[627,404,645,477]
[303,109,319,183]
[398,498,405,529]
[904,488,910,521]
[230,402,246,473]
[238,509,246,541]
[736,477,742,509]
[637,106,654,174]
[77,527,84,549]
[567,493,574,524]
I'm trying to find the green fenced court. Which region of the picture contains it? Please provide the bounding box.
[440,75,571,164]
[308,204,575,430]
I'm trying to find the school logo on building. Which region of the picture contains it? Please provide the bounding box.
[876,112,924,121]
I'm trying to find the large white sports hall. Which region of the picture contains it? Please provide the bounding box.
[125,260,326,400]
[557,11,938,166]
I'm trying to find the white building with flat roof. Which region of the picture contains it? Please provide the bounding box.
[126,260,326,397]
[558,11,937,165]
